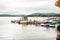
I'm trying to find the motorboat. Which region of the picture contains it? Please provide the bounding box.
[49,21,57,27]
[40,22,51,27]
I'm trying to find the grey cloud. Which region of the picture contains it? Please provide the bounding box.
[0,0,60,14]
[0,4,7,10]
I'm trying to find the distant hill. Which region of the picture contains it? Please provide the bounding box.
[27,13,60,17]
[0,14,25,17]
[0,13,60,17]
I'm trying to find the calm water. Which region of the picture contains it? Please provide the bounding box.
[0,17,57,40]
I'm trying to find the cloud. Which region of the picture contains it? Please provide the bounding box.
[0,0,60,15]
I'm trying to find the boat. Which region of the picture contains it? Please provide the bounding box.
[40,21,51,27]
[11,17,41,24]
[49,21,57,28]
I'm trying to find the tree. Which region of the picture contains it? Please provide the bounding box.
[55,0,60,7]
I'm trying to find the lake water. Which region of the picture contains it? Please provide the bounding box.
[0,17,57,40]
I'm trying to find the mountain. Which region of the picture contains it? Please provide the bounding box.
[0,14,25,17]
[27,13,60,17]
[0,13,60,17]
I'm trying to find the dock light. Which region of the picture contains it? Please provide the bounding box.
[55,0,60,7]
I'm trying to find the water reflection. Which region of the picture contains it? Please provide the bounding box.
[15,24,57,40]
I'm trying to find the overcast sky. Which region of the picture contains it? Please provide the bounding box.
[0,0,60,15]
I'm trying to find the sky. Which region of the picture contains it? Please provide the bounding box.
[0,0,60,15]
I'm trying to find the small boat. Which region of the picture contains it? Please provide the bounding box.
[11,17,41,24]
[49,21,57,27]
[11,20,15,23]
[11,19,20,24]
[40,22,51,27]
